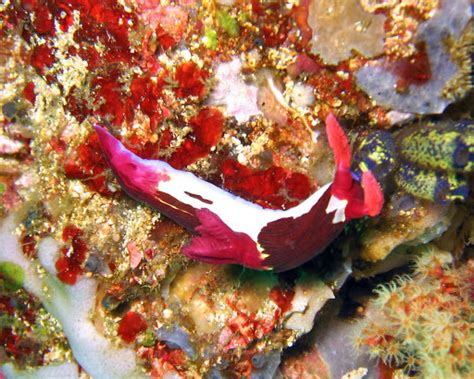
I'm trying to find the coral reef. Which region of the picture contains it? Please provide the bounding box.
[0,0,472,377]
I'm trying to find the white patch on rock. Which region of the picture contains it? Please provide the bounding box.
[0,135,24,154]
[208,58,261,123]
[37,237,60,275]
[2,362,79,379]
[216,0,236,5]
[386,110,415,126]
[286,82,315,110]
[341,367,368,379]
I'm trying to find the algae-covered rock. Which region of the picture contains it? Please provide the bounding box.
[308,0,386,64]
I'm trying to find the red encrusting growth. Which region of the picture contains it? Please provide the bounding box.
[155,24,177,49]
[22,82,36,105]
[7,0,141,130]
[91,71,130,127]
[292,0,312,45]
[269,286,295,316]
[130,73,166,126]
[32,6,55,36]
[174,61,208,98]
[139,341,188,377]
[168,107,225,169]
[251,0,291,47]
[117,311,148,343]
[287,53,323,77]
[0,293,48,365]
[63,133,113,196]
[222,160,313,209]
[30,44,55,75]
[21,234,37,258]
[55,225,88,285]
[389,42,432,92]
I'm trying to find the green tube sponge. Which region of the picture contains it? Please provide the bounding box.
[0,261,25,291]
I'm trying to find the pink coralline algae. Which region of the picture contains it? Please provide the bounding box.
[94,114,384,272]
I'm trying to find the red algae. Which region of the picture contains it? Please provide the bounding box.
[30,44,55,75]
[389,43,432,92]
[174,61,208,99]
[22,82,36,105]
[222,160,313,209]
[118,311,148,343]
[63,133,113,196]
[168,107,224,169]
[155,25,178,50]
[269,286,295,315]
[21,234,37,258]
[55,225,88,285]
[32,6,55,36]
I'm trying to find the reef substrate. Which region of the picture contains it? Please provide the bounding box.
[0,0,472,378]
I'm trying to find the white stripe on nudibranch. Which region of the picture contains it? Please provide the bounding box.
[150,156,331,242]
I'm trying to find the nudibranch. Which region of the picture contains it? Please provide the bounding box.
[94,114,383,272]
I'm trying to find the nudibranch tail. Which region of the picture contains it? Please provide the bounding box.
[94,125,169,195]
[257,187,344,272]
[94,125,201,231]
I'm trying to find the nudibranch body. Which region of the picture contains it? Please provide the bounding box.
[94,114,383,272]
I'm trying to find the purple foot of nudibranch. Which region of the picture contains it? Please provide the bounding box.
[183,208,266,270]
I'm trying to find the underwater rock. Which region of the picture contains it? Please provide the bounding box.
[356,0,472,114]
[156,324,196,359]
[0,135,24,155]
[2,362,80,379]
[1,0,472,376]
[283,276,334,334]
[360,197,455,262]
[0,214,144,379]
[307,0,386,65]
[285,300,378,379]
[250,351,281,379]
